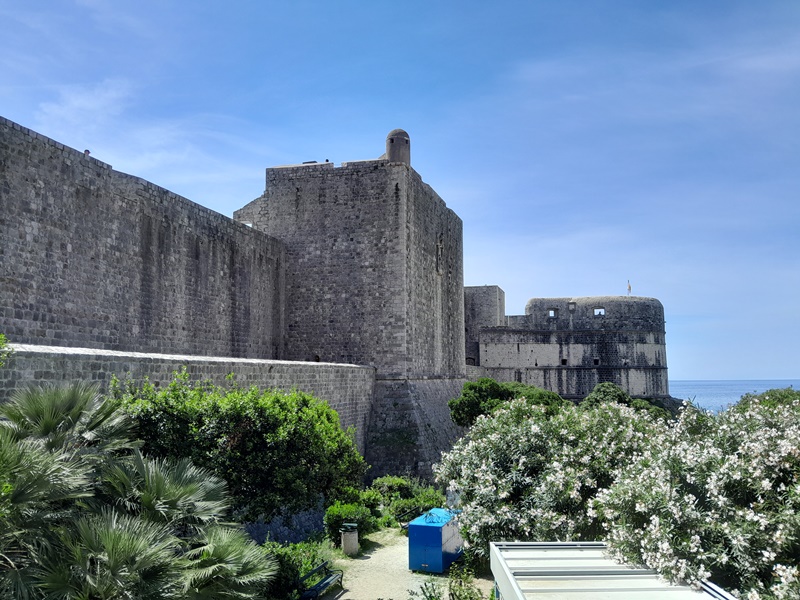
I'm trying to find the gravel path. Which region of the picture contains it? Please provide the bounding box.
[325,528,494,600]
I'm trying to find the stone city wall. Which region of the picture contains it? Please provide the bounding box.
[0,344,375,452]
[365,377,465,478]
[406,170,465,379]
[523,296,666,333]
[0,116,286,359]
[473,364,668,400]
[477,327,668,399]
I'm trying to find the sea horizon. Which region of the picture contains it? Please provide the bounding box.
[669,379,800,412]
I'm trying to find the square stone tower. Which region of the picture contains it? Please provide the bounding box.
[234,130,466,475]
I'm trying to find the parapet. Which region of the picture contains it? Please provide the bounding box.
[523,296,665,332]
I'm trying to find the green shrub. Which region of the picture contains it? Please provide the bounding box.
[0,333,9,369]
[0,383,276,599]
[369,474,415,500]
[322,501,377,543]
[581,381,632,407]
[115,371,368,521]
[388,488,446,521]
[359,488,384,517]
[258,540,330,600]
[582,382,671,421]
[448,378,565,427]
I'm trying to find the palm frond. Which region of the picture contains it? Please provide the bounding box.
[182,525,277,599]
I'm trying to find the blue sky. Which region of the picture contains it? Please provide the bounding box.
[2,1,798,380]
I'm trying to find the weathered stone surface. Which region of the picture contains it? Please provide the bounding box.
[235,159,465,380]
[466,293,670,399]
[0,116,286,359]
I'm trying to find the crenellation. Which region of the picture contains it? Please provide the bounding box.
[465,291,670,399]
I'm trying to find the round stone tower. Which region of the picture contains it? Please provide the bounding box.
[385,128,411,164]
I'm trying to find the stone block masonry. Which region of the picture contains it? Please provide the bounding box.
[0,116,286,359]
[467,295,670,400]
[1,344,375,452]
[235,158,465,380]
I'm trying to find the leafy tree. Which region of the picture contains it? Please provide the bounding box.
[116,372,368,520]
[448,378,565,427]
[581,382,672,421]
[0,383,276,599]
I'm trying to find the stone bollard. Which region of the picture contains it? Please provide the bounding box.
[340,522,359,557]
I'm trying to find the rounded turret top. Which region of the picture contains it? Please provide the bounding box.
[386,129,411,164]
[523,296,665,332]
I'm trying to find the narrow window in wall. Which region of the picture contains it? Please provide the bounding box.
[593,358,600,366]
[594,307,605,316]
[561,358,567,366]
[515,370,522,383]
[548,308,558,318]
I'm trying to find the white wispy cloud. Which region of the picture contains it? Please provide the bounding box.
[35,78,134,137]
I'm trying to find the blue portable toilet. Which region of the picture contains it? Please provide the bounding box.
[408,508,463,573]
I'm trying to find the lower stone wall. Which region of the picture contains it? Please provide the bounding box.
[366,377,466,480]
[466,365,486,381]
[1,344,375,452]
[473,365,669,400]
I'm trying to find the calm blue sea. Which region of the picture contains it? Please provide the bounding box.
[669,380,800,412]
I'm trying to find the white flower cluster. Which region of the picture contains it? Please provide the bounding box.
[593,392,800,599]
[435,389,800,600]
[434,399,663,557]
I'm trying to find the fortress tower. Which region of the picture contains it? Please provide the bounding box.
[464,288,669,400]
[235,131,466,474]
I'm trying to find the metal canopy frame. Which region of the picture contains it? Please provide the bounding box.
[490,542,736,600]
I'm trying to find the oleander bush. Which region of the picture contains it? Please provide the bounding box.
[592,389,800,599]
[435,398,664,556]
[581,381,672,420]
[115,371,368,521]
[437,385,800,599]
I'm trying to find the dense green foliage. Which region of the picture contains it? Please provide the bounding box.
[0,333,9,369]
[448,378,565,426]
[323,501,378,542]
[368,475,447,522]
[0,383,276,599]
[581,381,672,420]
[436,386,800,599]
[259,540,331,600]
[115,372,368,521]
